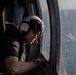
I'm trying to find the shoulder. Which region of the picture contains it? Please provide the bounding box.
[4,35,20,48]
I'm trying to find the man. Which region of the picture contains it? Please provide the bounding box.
[0,15,45,74]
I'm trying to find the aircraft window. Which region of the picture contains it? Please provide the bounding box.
[58,0,76,75]
[38,0,51,61]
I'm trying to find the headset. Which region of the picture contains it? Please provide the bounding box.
[19,15,44,44]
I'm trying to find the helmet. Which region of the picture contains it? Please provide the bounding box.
[19,15,44,37]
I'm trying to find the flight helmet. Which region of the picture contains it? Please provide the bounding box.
[19,15,44,38]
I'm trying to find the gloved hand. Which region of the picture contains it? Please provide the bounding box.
[32,58,46,69]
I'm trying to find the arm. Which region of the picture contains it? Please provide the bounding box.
[5,56,37,75]
[4,39,37,75]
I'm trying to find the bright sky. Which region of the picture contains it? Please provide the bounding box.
[58,0,76,10]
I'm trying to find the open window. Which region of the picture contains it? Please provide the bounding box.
[57,0,76,75]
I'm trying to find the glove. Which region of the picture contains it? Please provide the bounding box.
[32,58,46,69]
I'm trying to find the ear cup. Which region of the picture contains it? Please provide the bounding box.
[20,23,29,32]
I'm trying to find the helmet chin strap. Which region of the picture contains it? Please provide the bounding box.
[21,31,28,44]
[21,29,33,44]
